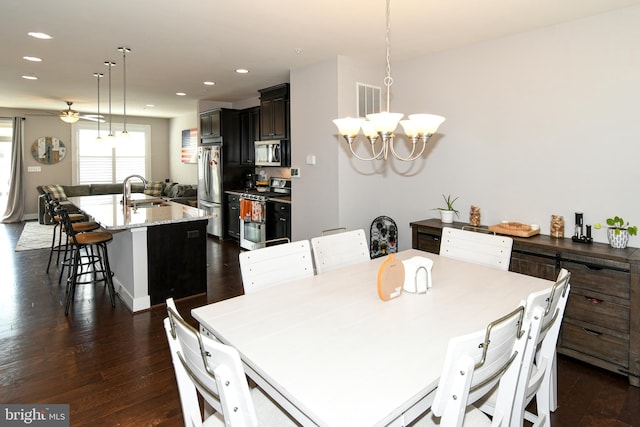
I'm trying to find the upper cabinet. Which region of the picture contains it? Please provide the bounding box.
[238,106,260,166]
[259,83,289,141]
[200,108,239,144]
[200,109,221,140]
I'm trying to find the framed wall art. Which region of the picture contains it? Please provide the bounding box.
[181,128,197,164]
[31,136,66,164]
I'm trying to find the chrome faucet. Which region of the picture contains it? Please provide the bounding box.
[122,174,148,206]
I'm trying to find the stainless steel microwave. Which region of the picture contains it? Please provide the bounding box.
[255,140,282,167]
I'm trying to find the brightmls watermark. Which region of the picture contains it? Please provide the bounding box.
[0,405,69,426]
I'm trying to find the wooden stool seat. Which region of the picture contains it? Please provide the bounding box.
[54,213,85,223]
[75,231,113,245]
[64,221,100,233]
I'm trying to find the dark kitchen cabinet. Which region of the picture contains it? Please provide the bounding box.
[259,83,289,141]
[238,107,260,166]
[147,220,207,305]
[267,200,291,244]
[226,193,241,240]
[410,217,640,387]
[200,108,239,145]
[200,109,221,139]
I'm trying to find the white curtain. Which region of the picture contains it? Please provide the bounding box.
[1,117,24,223]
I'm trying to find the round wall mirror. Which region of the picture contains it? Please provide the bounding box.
[31,136,66,164]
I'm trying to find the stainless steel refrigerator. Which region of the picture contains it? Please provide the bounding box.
[197,145,222,236]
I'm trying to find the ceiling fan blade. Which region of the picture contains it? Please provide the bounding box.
[79,114,105,123]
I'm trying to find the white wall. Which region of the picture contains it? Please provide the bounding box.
[290,4,640,248]
[290,59,340,240]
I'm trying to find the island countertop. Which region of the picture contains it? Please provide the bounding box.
[68,194,210,230]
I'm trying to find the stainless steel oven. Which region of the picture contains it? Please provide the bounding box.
[239,193,267,250]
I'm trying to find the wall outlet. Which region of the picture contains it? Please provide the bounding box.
[291,167,300,178]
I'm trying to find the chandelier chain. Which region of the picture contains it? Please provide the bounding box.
[384,0,393,113]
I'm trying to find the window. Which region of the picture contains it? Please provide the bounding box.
[73,122,150,184]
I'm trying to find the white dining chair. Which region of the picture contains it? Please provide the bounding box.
[164,298,297,427]
[439,227,513,271]
[239,239,314,294]
[311,228,370,274]
[477,269,572,427]
[414,305,534,427]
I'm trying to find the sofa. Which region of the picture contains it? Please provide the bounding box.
[37,182,198,224]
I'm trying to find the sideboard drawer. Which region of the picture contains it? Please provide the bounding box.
[510,250,558,280]
[560,321,629,369]
[565,290,629,334]
[415,233,441,254]
[561,259,630,299]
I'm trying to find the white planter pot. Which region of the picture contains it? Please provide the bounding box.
[440,210,455,224]
[607,228,629,249]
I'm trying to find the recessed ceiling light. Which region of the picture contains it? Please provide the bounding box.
[28,32,52,40]
[204,81,215,86]
[235,69,249,74]
[176,92,186,96]
[23,56,42,62]
[22,75,38,80]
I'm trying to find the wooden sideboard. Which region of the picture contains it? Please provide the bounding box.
[410,218,640,386]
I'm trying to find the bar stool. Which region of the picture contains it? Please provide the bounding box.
[43,193,99,273]
[57,208,116,315]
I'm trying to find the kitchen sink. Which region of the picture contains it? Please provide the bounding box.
[129,200,170,209]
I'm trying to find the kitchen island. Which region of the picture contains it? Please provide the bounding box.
[69,194,210,313]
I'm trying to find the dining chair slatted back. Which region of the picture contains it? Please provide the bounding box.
[166,298,252,425]
[240,240,314,294]
[477,268,571,427]
[439,227,513,271]
[517,269,571,427]
[311,229,370,274]
[417,305,531,427]
[164,298,296,427]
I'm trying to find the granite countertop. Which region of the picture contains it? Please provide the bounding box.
[68,194,210,230]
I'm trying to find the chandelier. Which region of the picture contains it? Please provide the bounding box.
[59,101,80,123]
[333,0,445,161]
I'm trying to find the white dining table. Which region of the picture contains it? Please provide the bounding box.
[191,249,552,427]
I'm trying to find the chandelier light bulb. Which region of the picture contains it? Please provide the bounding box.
[331,0,445,162]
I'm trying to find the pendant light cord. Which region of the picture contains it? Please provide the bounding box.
[118,47,131,134]
[104,61,116,136]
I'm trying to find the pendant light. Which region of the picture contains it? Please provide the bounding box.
[118,47,131,139]
[104,61,116,142]
[333,0,445,161]
[93,72,104,142]
[59,101,80,123]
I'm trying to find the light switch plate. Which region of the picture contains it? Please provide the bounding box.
[27,166,42,172]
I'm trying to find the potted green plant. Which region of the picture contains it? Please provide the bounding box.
[434,194,459,224]
[603,216,637,249]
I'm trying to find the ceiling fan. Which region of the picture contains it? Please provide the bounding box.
[58,101,104,123]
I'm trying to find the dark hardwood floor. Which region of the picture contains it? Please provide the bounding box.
[0,221,638,426]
